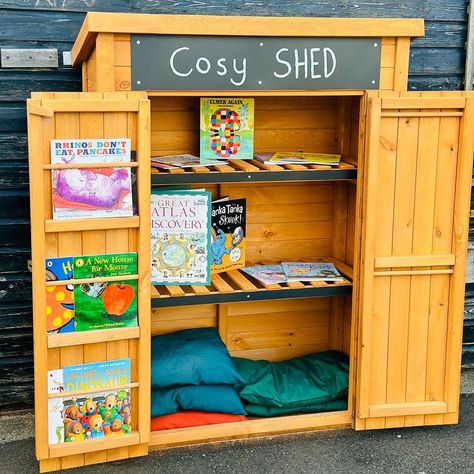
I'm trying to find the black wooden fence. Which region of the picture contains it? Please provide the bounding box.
[0,0,470,410]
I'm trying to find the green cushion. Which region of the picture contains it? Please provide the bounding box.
[233,350,349,409]
[245,398,348,417]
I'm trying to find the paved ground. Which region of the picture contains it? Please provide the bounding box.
[1,370,473,473]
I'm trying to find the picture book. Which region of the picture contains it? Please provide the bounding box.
[281,262,344,282]
[211,197,246,274]
[45,257,75,334]
[200,98,254,160]
[254,152,341,166]
[48,359,132,444]
[151,190,211,285]
[151,154,227,170]
[73,253,138,332]
[50,138,133,220]
[241,264,288,285]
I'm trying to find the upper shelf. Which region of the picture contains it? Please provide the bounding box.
[151,158,357,185]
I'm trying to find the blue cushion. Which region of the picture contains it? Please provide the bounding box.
[151,387,179,417]
[176,385,247,415]
[151,328,243,388]
[151,385,247,417]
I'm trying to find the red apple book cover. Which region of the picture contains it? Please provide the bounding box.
[72,253,138,331]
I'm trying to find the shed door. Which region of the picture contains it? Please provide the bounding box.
[356,93,474,429]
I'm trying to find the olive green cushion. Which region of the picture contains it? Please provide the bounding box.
[233,350,349,409]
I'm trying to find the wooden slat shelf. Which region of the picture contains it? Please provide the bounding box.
[47,327,140,348]
[49,431,140,458]
[45,216,140,232]
[151,259,353,308]
[151,159,357,184]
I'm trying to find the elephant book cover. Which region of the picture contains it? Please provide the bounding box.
[211,197,246,274]
[47,359,132,444]
[200,98,254,160]
[72,253,138,332]
[50,138,133,220]
[151,190,211,285]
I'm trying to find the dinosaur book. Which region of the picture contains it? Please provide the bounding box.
[151,189,211,285]
[47,359,132,445]
[211,197,246,274]
[200,98,254,160]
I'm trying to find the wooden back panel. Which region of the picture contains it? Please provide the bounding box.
[357,91,474,430]
[27,92,151,472]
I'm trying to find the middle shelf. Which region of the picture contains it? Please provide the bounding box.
[151,158,357,184]
[151,258,353,308]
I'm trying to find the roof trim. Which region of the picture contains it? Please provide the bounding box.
[72,12,425,66]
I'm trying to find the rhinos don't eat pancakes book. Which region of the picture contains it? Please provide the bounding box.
[47,359,132,444]
[200,98,254,161]
[151,189,211,285]
[50,138,133,220]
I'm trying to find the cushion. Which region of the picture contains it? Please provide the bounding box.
[176,385,247,415]
[151,328,243,388]
[151,411,246,431]
[233,350,349,408]
[244,398,348,417]
[151,387,179,417]
[151,385,247,417]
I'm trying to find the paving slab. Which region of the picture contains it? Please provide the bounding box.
[0,393,472,474]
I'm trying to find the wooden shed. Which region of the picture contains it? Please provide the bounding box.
[26,11,474,472]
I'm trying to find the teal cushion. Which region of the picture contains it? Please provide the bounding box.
[151,385,247,417]
[151,387,179,417]
[244,398,348,417]
[151,328,243,388]
[233,351,349,408]
[176,385,247,415]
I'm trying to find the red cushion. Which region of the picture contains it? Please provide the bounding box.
[151,411,246,431]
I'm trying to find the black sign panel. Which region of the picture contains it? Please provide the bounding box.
[131,35,381,91]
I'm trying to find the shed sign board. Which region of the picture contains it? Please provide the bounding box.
[131,35,381,90]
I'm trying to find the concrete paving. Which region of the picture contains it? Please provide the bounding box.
[1,370,472,473]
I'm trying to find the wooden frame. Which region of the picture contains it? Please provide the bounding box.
[27,11,474,473]
[27,92,151,472]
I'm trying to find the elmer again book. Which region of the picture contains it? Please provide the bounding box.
[73,253,138,332]
[200,98,254,160]
[151,190,211,285]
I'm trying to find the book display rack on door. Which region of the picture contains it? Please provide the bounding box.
[26,13,474,473]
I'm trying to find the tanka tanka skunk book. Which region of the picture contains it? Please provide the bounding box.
[211,197,246,274]
[151,190,211,285]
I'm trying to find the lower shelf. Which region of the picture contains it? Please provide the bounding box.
[48,431,140,458]
[149,410,351,448]
[151,258,353,308]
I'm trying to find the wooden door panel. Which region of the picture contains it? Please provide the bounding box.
[356,92,474,429]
